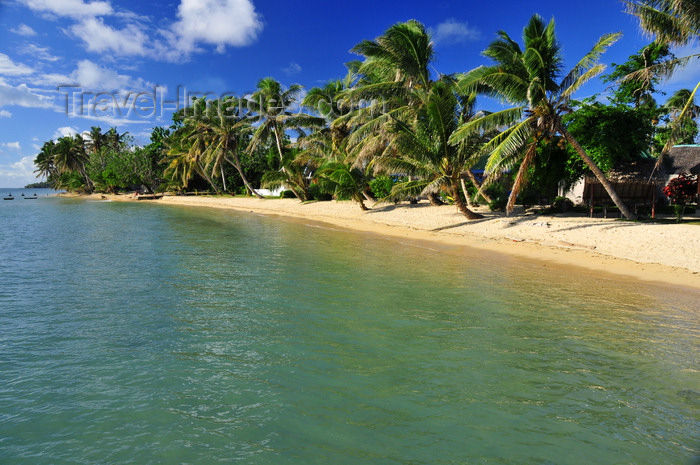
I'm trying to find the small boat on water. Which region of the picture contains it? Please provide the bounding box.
[3,194,14,200]
[24,194,38,199]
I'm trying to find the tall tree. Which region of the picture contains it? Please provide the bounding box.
[624,0,700,46]
[376,80,484,219]
[624,0,700,168]
[247,77,323,165]
[339,20,436,163]
[54,134,93,193]
[168,97,262,197]
[34,140,59,186]
[451,14,636,219]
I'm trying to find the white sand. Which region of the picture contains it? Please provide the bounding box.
[82,194,700,289]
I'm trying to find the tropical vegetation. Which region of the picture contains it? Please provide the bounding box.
[34,8,698,219]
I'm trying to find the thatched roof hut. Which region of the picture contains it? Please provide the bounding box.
[566,145,700,207]
[664,145,700,175]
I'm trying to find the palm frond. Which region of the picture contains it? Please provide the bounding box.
[484,118,533,174]
[560,32,621,93]
[449,106,524,145]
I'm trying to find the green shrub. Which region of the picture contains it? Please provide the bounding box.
[307,183,332,201]
[280,190,296,199]
[369,175,394,199]
[551,196,574,213]
[485,184,509,211]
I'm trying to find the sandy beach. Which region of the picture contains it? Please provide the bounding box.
[75,193,700,289]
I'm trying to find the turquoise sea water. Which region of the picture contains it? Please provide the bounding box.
[0,195,698,464]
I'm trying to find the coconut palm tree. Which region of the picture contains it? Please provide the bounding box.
[169,97,262,197]
[54,134,93,192]
[375,80,484,219]
[450,14,636,219]
[624,0,699,167]
[662,88,700,143]
[246,77,324,163]
[315,161,372,210]
[34,140,59,185]
[623,0,700,46]
[339,20,435,163]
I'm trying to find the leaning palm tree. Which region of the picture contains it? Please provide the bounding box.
[376,80,484,219]
[246,77,324,164]
[339,20,436,164]
[624,0,699,168]
[171,97,262,197]
[662,88,700,143]
[623,0,699,46]
[54,134,93,193]
[34,140,59,187]
[451,14,636,219]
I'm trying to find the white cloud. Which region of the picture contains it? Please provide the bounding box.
[53,126,78,139]
[172,0,263,54]
[283,62,302,76]
[1,142,22,151]
[11,24,38,36]
[0,110,11,118]
[19,44,61,62]
[431,19,480,45]
[0,78,53,108]
[0,54,35,76]
[39,59,153,92]
[70,17,149,56]
[18,0,113,19]
[17,0,262,63]
[0,156,38,188]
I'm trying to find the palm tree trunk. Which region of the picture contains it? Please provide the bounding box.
[451,182,483,219]
[356,195,369,210]
[427,192,446,206]
[506,144,536,215]
[557,122,637,220]
[229,153,263,199]
[273,125,288,175]
[220,165,227,192]
[460,177,474,209]
[465,169,492,203]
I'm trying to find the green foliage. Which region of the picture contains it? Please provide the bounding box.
[368,175,393,199]
[485,183,509,211]
[307,182,332,201]
[602,42,673,108]
[517,140,573,205]
[551,196,574,213]
[280,190,297,198]
[562,102,654,174]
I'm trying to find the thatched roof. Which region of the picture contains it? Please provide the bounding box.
[607,158,665,183]
[605,145,700,183]
[665,145,700,175]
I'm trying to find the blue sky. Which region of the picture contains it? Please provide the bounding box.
[0,0,698,187]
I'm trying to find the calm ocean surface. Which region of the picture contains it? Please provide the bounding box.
[0,192,698,464]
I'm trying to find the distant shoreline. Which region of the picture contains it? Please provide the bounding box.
[60,192,700,290]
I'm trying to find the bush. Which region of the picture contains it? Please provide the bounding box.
[663,173,697,205]
[307,183,332,201]
[551,196,574,213]
[663,173,698,222]
[369,175,394,199]
[280,189,296,199]
[484,183,509,211]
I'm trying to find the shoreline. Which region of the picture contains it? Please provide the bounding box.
[64,193,700,290]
